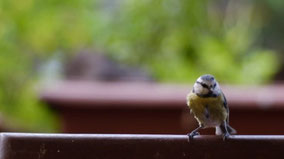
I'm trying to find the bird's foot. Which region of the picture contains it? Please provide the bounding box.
[222,132,230,141]
[187,131,200,142]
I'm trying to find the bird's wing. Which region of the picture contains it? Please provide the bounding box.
[221,91,229,123]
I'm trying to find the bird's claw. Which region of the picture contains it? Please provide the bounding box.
[187,131,200,141]
[222,132,230,141]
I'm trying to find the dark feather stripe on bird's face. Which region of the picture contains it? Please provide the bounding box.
[196,81,210,89]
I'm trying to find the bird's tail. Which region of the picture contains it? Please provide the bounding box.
[215,124,237,135]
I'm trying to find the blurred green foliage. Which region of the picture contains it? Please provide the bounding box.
[0,0,281,131]
[94,0,279,83]
[0,0,97,131]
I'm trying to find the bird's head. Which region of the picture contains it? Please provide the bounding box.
[193,74,221,97]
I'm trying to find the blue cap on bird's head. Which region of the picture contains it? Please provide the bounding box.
[200,74,215,82]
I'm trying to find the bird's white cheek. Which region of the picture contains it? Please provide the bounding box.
[194,84,208,94]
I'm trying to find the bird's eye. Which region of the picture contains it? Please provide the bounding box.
[196,81,209,89]
[201,83,209,89]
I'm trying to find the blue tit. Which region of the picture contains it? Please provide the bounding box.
[186,74,236,139]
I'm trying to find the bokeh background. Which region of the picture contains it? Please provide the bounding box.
[1,0,284,134]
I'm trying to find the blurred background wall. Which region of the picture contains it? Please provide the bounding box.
[0,0,284,133]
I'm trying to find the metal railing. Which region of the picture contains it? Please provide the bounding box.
[1,133,284,159]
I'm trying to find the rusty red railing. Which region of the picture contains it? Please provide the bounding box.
[1,133,284,159]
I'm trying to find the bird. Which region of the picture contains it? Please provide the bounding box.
[186,74,236,140]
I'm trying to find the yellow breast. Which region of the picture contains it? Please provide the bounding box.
[187,92,227,127]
